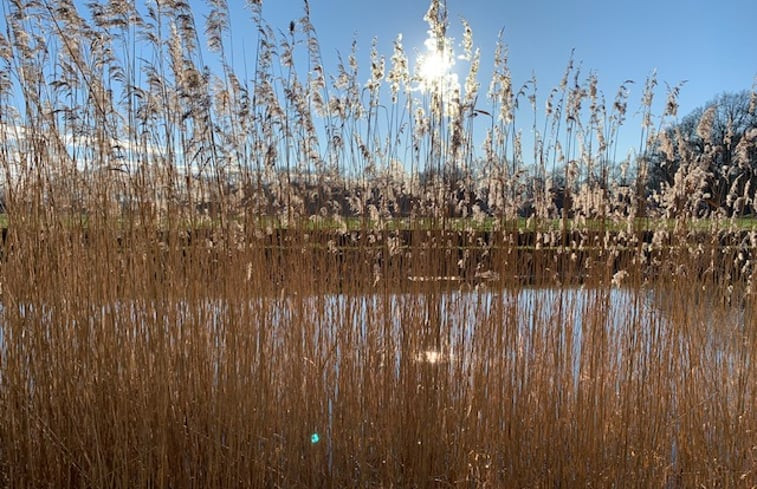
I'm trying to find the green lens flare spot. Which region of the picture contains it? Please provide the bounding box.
[310,433,320,444]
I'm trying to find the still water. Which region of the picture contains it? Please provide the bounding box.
[2,286,744,377]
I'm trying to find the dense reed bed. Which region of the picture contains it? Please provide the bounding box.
[1,0,756,487]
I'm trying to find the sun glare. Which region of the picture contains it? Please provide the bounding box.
[417,37,458,92]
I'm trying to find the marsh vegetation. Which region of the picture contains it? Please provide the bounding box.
[0,0,755,487]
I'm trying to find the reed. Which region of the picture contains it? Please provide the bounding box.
[0,0,755,487]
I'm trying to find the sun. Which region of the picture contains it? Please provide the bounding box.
[416,37,458,93]
[418,41,451,84]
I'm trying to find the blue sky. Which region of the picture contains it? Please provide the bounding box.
[3,0,755,164]
[237,0,756,101]
[218,0,756,157]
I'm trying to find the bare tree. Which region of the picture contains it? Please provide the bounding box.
[648,90,757,214]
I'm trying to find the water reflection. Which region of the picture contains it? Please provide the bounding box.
[413,349,453,365]
[0,286,745,381]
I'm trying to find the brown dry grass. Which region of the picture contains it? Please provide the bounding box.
[0,1,755,487]
[1,218,754,487]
